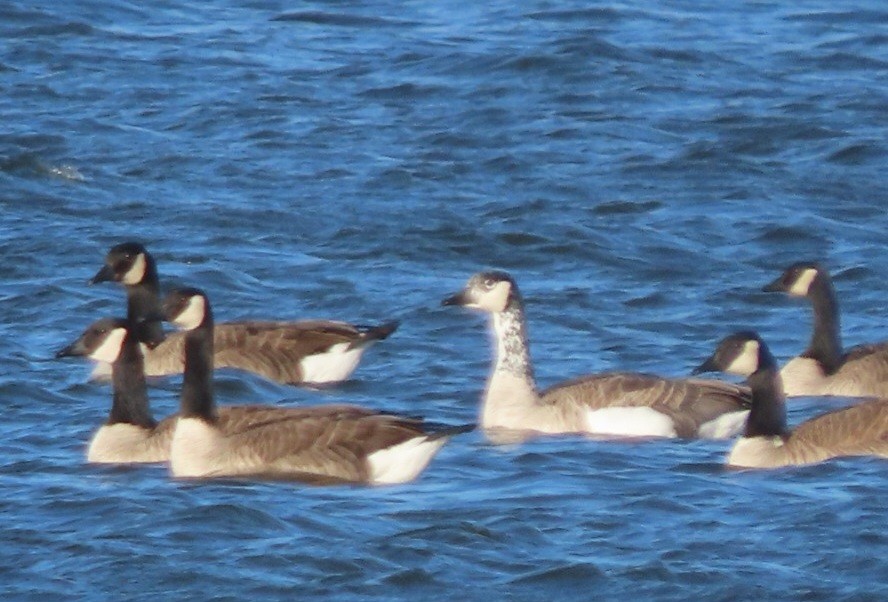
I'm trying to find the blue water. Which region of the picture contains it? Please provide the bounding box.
[2,0,887,599]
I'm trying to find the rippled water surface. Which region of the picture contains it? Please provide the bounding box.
[2,0,887,599]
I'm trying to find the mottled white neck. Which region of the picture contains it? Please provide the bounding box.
[482,304,553,431]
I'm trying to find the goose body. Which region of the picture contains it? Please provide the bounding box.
[763,262,888,398]
[443,271,751,441]
[163,287,465,484]
[695,331,888,468]
[90,242,397,385]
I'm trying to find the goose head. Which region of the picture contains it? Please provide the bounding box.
[442,271,520,313]
[693,330,776,378]
[762,261,823,298]
[90,242,152,286]
[164,287,211,331]
[56,317,131,364]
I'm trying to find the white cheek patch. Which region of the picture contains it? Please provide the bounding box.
[89,327,128,363]
[724,340,760,376]
[122,253,147,285]
[173,295,206,330]
[480,281,511,312]
[787,268,817,297]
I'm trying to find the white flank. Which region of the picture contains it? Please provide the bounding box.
[122,253,147,285]
[724,340,760,377]
[173,295,206,331]
[367,436,447,485]
[787,267,818,297]
[169,417,221,477]
[87,423,163,463]
[299,343,363,384]
[697,410,750,439]
[584,406,678,438]
[89,327,128,364]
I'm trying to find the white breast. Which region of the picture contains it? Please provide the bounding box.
[726,436,787,468]
[779,357,828,397]
[169,417,225,478]
[87,423,166,463]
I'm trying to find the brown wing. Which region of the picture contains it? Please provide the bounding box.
[835,343,888,397]
[789,398,888,461]
[541,372,751,437]
[143,320,396,384]
[213,405,430,482]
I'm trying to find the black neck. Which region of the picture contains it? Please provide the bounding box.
[108,332,156,429]
[802,272,843,374]
[743,346,787,438]
[179,313,217,422]
[125,256,165,348]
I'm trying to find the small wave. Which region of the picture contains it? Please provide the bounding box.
[271,11,414,28]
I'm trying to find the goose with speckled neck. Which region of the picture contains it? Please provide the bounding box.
[443,271,752,442]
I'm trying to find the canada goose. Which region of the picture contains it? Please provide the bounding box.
[163,287,468,483]
[694,331,888,468]
[56,317,173,463]
[56,317,386,468]
[89,242,398,385]
[763,262,888,398]
[442,271,751,441]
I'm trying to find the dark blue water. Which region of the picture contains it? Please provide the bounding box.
[2,1,887,599]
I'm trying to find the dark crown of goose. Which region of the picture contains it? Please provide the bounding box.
[762,261,823,295]
[90,241,152,285]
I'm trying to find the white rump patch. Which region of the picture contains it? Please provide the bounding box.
[697,410,750,439]
[122,253,147,285]
[299,343,363,384]
[172,295,206,331]
[725,340,760,377]
[367,435,447,485]
[584,406,678,438]
[787,267,818,297]
[89,327,128,363]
